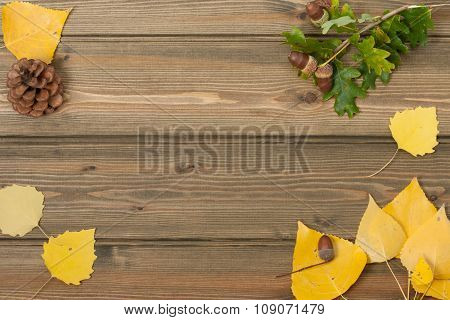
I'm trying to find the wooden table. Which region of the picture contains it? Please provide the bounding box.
[0,0,448,299]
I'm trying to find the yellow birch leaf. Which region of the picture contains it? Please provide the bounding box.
[0,184,44,237]
[42,229,97,285]
[383,178,437,237]
[412,257,434,288]
[2,2,71,63]
[389,107,439,157]
[400,207,450,279]
[413,278,449,300]
[356,195,406,263]
[291,221,367,300]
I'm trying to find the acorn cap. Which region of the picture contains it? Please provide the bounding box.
[315,64,333,79]
[302,55,318,78]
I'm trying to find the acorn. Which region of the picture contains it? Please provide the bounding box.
[315,64,333,93]
[306,1,329,27]
[288,51,318,78]
[318,235,335,262]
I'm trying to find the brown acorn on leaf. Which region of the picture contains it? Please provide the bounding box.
[306,1,330,27]
[315,64,333,93]
[6,58,64,117]
[288,51,318,78]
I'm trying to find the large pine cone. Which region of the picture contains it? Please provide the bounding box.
[6,58,64,117]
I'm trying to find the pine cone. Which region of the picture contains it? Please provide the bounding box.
[6,58,64,117]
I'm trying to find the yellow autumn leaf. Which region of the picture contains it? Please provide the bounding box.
[412,257,433,287]
[411,257,449,300]
[291,221,367,300]
[0,184,44,237]
[356,195,406,263]
[413,278,449,300]
[383,178,437,237]
[42,229,97,285]
[389,107,439,157]
[2,2,71,63]
[400,207,450,279]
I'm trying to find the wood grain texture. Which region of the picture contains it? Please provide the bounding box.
[0,138,446,241]
[0,38,449,136]
[0,0,448,36]
[0,240,409,300]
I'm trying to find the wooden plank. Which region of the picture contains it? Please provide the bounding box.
[0,0,448,36]
[0,240,409,299]
[0,138,446,241]
[0,38,449,136]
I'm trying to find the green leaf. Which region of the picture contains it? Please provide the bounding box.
[372,27,391,44]
[322,16,356,34]
[354,36,395,75]
[359,62,391,91]
[328,0,358,33]
[401,6,434,48]
[324,61,366,118]
[282,27,342,60]
[381,15,410,36]
[358,13,377,23]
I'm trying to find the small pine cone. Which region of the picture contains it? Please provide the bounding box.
[6,58,64,117]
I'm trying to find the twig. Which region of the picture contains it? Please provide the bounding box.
[319,3,445,67]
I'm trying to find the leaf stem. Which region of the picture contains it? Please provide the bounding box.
[366,148,398,178]
[319,3,442,67]
[276,261,328,278]
[385,260,407,300]
[29,276,52,300]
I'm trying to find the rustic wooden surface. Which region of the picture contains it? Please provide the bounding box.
[0,0,448,299]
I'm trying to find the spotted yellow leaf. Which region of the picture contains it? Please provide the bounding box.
[389,107,439,157]
[400,207,450,279]
[0,185,44,237]
[42,229,97,285]
[2,1,71,63]
[291,221,367,300]
[356,195,406,263]
[413,278,449,300]
[383,178,437,237]
[412,257,433,287]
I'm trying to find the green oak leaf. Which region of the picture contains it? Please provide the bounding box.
[372,27,391,44]
[401,6,434,48]
[328,0,358,33]
[322,16,356,34]
[358,13,377,23]
[381,15,410,36]
[359,62,391,91]
[323,61,366,118]
[282,27,341,60]
[354,36,395,75]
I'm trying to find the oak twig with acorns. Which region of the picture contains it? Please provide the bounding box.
[283,0,442,117]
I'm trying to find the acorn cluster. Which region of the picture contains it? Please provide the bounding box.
[287,1,333,93]
[288,52,333,93]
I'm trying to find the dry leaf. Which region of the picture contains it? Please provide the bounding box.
[413,278,449,300]
[400,206,450,279]
[383,178,437,237]
[389,107,439,157]
[42,229,97,285]
[2,2,71,63]
[291,221,367,300]
[412,257,434,287]
[356,195,406,263]
[0,184,44,237]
